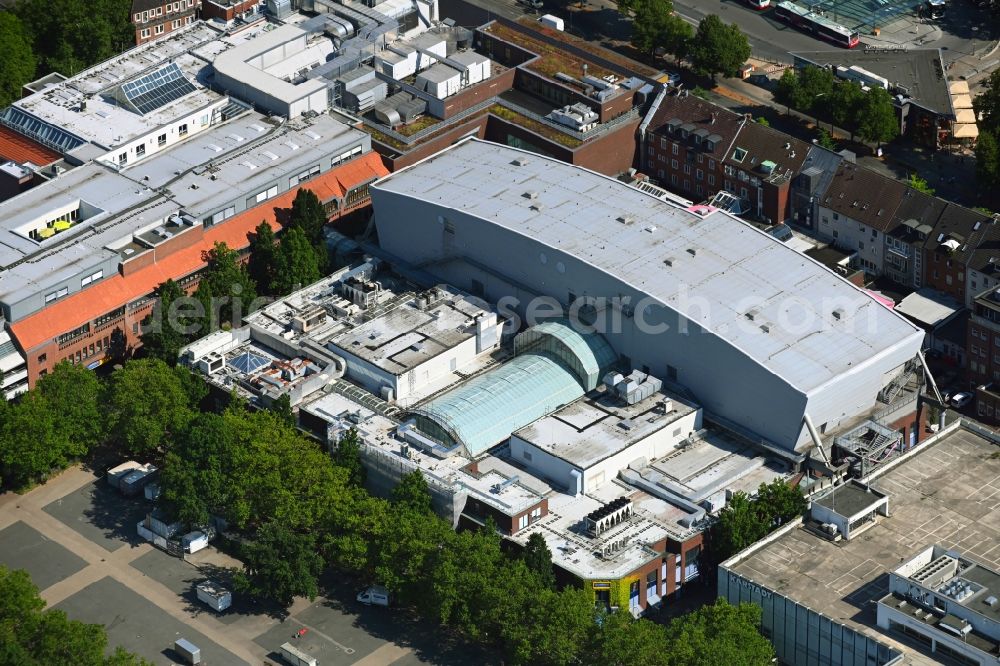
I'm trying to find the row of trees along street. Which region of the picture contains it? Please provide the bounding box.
[0,351,781,664]
[774,66,900,148]
[624,0,752,82]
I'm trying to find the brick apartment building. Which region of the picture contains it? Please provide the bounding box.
[639,92,809,223]
[200,0,263,23]
[131,0,200,45]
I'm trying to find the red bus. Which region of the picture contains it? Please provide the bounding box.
[774,1,860,48]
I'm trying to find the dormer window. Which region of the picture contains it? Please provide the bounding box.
[732,147,748,163]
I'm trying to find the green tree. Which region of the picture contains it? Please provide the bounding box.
[0,13,36,108]
[630,0,692,59]
[0,565,150,665]
[753,478,807,527]
[816,128,836,151]
[247,221,277,295]
[269,394,295,428]
[368,506,453,605]
[162,408,349,531]
[35,361,105,456]
[796,65,836,125]
[588,611,670,666]
[0,393,66,490]
[521,532,556,590]
[392,470,433,515]
[755,116,770,127]
[688,15,751,82]
[193,242,257,335]
[15,0,132,77]
[288,188,328,248]
[774,68,800,114]
[709,491,767,563]
[273,227,322,295]
[829,80,865,141]
[976,130,1000,190]
[501,587,594,665]
[907,173,935,195]
[427,527,507,639]
[974,68,1000,135]
[105,359,197,457]
[662,599,774,666]
[141,279,188,366]
[235,521,324,605]
[857,86,899,148]
[332,428,366,487]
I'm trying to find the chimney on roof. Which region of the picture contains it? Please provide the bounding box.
[710,112,717,125]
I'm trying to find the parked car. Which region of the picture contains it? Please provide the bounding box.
[357,585,390,606]
[950,391,973,408]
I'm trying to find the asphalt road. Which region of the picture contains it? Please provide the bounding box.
[446,0,996,67]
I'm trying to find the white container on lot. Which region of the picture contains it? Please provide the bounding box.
[196,580,232,612]
[540,14,564,30]
[145,511,182,538]
[174,638,201,665]
[181,530,209,553]
[280,642,318,666]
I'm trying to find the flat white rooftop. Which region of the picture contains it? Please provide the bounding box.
[373,139,922,394]
[510,481,681,580]
[513,387,697,470]
[12,24,226,152]
[0,111,363,313]
[641,428,788,503]
[328,291,493,375]
[724,427,1000,666]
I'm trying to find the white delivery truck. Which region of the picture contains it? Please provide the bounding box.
[356,585,390,606]
[280,641,318,666]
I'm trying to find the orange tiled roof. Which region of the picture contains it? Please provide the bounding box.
[9,152,388,352]
[0,126,61,166]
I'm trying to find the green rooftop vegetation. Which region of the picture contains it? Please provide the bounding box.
[489,104,584,148]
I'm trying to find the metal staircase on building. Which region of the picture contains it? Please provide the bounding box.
[878,362,918,404]
[214,98,252,124]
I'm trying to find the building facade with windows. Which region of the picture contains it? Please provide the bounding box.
[132,0,201,46]
[639,93,808,223]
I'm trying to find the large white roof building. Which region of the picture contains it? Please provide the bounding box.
[370,139,924,452]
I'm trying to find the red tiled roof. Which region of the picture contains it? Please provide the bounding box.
[9,152,389,352]
[0,126,61,166]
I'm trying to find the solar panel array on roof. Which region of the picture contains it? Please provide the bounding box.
[120,63,197,115]
[228,351,270,374]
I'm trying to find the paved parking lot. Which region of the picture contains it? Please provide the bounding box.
[43,478,148,553]
[54,577,243,665]
[0,520,87,591]
[0,466,493,666]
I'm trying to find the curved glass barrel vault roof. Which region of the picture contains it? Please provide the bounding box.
[514,319,618,391]
[412,321,617,457]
